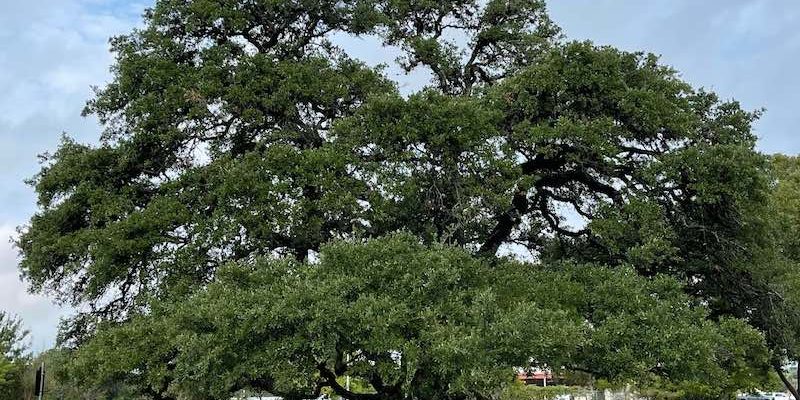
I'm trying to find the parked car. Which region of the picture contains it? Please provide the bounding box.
[737,392,790,400]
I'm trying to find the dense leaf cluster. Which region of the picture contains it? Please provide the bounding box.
[69,235,769,399]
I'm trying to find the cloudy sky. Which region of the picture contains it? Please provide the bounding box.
[1,0,798,351]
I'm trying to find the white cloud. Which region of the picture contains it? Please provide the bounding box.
[548,0,800,155]
[0,0,145,351]
[0,225,64,352]
[0,1,142,127]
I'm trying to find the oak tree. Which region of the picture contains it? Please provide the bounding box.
[17,0,791,399]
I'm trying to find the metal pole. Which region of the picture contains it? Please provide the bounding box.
[38,361,45,400]
[345,353,351,391]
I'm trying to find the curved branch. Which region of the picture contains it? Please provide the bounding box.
[318,363,382,400]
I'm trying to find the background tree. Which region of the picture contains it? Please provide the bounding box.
[21,347,143,400]
[756,154,800,398]
[16,0,794,399]
[1,311,30,399]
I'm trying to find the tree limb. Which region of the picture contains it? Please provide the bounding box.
[773,361,800,400]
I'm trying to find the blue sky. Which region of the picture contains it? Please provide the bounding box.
[0,0,798,350]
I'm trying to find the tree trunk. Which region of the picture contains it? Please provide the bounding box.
[773,362,800,400]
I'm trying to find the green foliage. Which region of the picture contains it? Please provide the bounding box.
[15,0,793,398]
[771,155,800,261]
[501,382,576,400]
[11,347,146,400]
[762,155,800,362]
[0,311,29,399]
[68,235,770,399]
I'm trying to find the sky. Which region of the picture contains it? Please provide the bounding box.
[0,0,798,351]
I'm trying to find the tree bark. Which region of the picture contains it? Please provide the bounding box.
[318,363,383,400]
[773,361,800,400]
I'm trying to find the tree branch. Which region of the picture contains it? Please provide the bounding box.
[773,361,800,400]
[478,189,530,257]
[318,363,382,400]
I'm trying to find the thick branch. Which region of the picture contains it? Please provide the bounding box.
[773,361,800,400]
[479,157,621,256]
[318,363,382,400]
[478,189,530,256]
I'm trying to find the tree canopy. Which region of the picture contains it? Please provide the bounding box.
[16,0,798,399]
[67,234,771,400]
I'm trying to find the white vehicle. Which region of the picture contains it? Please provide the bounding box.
[738,392,790,400]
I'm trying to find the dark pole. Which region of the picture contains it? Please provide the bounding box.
[34,361,45,400]
[796,360,799,398]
